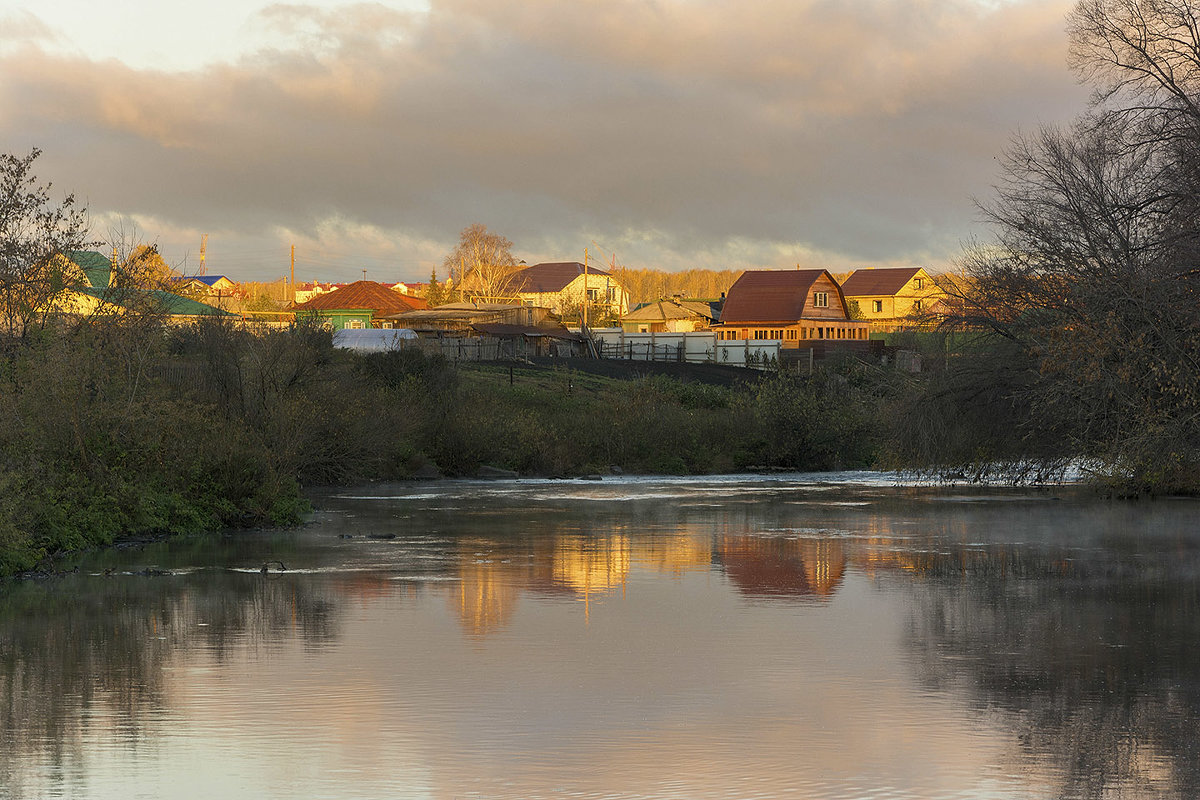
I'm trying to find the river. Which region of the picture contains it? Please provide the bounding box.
[2,474,1198,799]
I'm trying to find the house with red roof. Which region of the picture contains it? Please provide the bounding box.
[289,280,428,330]
[712,269,869,345]
[839,267,945,331]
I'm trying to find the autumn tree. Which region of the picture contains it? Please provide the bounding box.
[896,0,1200,493]
[443,224,520,301]
[0,148,91,338]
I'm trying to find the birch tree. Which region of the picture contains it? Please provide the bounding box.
[442,224,520,302]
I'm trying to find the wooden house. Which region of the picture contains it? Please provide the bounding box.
[289,280,428,330]
[712,269,869,345]
[839,267,945,331]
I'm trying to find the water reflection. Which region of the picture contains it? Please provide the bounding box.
[1,477,1198,799]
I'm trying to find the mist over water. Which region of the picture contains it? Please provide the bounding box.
[2,475,1198,799]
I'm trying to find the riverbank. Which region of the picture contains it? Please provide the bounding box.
[0,322,888,575]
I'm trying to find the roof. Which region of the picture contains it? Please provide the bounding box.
[473,323,583,341]
[509,262,613,293]
[718,269,832,323]
[290,280,429,314]
[78,287,233,317]
[67,250,114,289]
[623,299,717,323]
[179,275,232,287]
[839,267,923,297]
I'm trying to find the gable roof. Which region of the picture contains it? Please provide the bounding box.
[839,267,923,297]
[179,275,233,287]
[623,299,717,323]
[510,262,613,293]
[291,280,429,314]
[719,269,834,323]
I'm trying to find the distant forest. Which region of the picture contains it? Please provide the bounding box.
[610,267,857,307]
[610,268,744,306]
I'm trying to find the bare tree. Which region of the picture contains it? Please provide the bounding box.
[896,0,1200,493]
[442,224,519,302]
[0,148,91,338]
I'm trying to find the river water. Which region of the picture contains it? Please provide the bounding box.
[2,474,1199,800]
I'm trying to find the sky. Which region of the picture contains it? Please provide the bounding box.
[0,0,1089,284]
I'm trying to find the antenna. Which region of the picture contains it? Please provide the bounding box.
[199,234,208,275]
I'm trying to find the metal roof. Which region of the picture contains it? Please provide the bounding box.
[839,267,923,297]
[290,280,428,314]
[718,269,833,323]
[509,262,614,293]
[623,299,716,323]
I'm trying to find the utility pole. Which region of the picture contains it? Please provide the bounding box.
[290,244,295,304]
[583,248,589,331]
[199,234,208,275]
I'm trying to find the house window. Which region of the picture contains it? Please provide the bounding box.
[913,300,923,311]
[346,319,364,329]
[381,322,394,329]
[915,278,925,290]
[814,292,829,308]
[872,300,883,313]
[587,288,599,301]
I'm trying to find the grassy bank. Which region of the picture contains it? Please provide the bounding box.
[0,321,888,575]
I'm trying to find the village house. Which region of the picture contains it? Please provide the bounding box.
[391,281,427,297]
[173,274,237,304]
[620,298,718,333]
[54,250,232,323]
[505,262,630,320]
[713,269,869,344]
[289,280,428,330]
[292,281,349,304]
[839,267,946,331]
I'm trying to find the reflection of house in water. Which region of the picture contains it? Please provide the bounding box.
[551,535,631,597]
[716,536,847,600]
[452,557,522,638]
[629,533,714,576]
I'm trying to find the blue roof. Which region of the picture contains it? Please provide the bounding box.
[186,275,230,286]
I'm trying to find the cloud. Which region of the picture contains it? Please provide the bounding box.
[0,0,1087,281]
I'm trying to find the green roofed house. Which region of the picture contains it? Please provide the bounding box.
[289,280,428,330]
[53,250,234,322]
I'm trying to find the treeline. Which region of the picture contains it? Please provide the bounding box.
[0,318,890,575]
[610,267,744,305]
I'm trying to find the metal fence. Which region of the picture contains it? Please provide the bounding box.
[590,329,783,370]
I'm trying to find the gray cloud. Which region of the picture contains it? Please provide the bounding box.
[0,0,1087,281]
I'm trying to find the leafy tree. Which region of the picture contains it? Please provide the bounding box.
[0,148,91,338]
[443,223,519,301]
